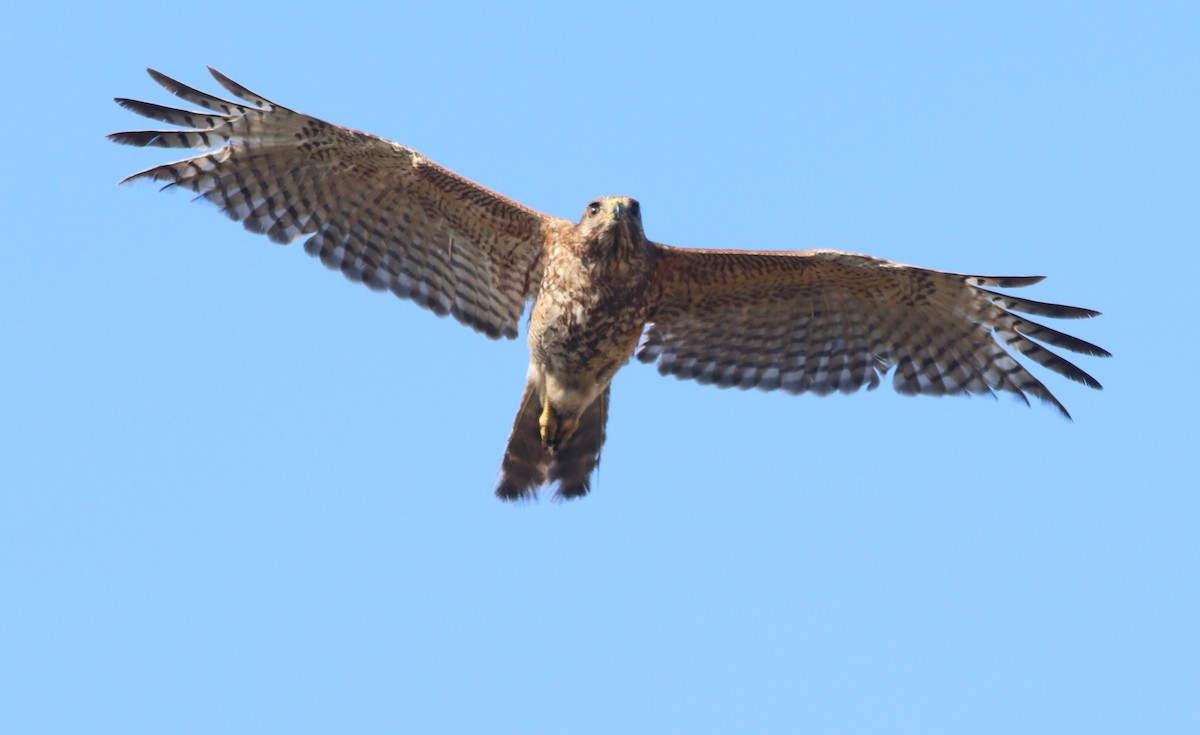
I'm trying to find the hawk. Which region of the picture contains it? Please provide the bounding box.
[110,68,1109,501]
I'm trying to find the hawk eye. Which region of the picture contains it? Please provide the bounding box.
[587,201,602,217]
[629,201,639,217]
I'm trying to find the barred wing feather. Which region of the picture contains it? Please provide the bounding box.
[642,246,1108,418]
[110,68,552,339]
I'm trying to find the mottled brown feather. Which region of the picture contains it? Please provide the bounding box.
[642,246,1109,419]
[110,67,554,339]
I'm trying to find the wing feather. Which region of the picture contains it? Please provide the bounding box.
[643,246,1109,418]
[110,68,555,339]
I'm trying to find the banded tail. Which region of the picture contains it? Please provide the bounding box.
[495,383,609,501]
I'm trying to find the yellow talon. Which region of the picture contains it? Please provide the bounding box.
[538,397,579,453]
[539,400,560,451]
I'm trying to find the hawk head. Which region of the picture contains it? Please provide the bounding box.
[576,196,647,266]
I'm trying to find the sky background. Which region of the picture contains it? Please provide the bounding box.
[3,2,1197,733]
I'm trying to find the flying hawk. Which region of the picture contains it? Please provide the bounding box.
[110,68,1109,500]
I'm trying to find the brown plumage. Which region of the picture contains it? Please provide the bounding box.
[110,68,1110,501]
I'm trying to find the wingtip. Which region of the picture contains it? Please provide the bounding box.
[113,169,147,186]
[146,67,175,90]
[107,130,137,146]
[1035,391,1072,421]
[971,274,1047,288]
[207,66,233,87]
[111,97,155,119]
[204,66,274,108]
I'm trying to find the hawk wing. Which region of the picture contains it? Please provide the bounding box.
[641,245,1109,418]
[110,68,556,339]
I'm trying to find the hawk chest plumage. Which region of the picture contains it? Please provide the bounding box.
[529,199,656,406]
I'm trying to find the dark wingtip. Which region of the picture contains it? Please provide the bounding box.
[113,97,140,112]
[206,66,270,107]
[146,68,178,92]
[971,274,1046,288]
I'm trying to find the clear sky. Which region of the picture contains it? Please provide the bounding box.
[3,2,1197,733]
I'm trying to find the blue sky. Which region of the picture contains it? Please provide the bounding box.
[3,1,1197,733]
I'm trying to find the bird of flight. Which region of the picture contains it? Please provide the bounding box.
[110,68,1108,501]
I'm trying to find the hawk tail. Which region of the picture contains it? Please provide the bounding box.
[495,382,550,501]
[548,387,609,501]
[494,384,609,501]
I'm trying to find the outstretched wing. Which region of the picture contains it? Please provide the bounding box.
[110,68,556,339]
[641,245,1109,418]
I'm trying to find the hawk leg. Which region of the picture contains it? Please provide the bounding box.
[539,395,580,453]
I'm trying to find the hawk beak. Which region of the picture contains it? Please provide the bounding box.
[608,200,624,220]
